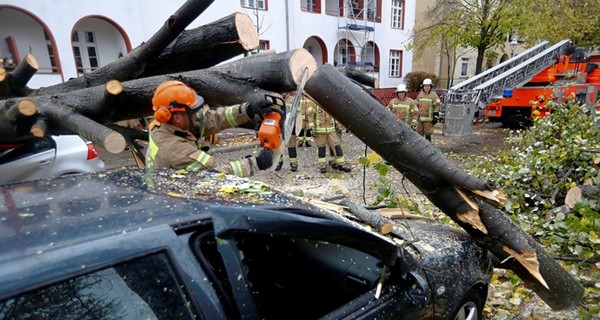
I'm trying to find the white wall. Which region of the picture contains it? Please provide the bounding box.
[1,0,416,89]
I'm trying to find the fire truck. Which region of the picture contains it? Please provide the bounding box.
[442,39,600,131]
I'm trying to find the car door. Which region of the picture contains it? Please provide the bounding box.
[0,136,56,184]
[206,205,428,320]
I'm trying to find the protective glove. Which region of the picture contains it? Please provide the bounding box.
[432,112,440,125]
[255,148,274,170]
[246,99,275,119]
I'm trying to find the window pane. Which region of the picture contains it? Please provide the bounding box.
[0,253,197,320]
[85,31,95,43]
[73,47,83,68]
[89,58,98,68]
[391,0,403,29]
[72,31,79,42]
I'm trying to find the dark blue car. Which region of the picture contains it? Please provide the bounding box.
[0,168,491,319]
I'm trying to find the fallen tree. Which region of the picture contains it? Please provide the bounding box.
[304,63,584,310]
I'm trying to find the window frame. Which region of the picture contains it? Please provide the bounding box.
[389,49,403,78]
[301,0,321,13]
[259,40,270,51]
[460,57,469,77]
[240,0,268,10]
[390,0,405,29]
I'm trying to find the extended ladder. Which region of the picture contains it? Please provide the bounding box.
[442,39,572,136]
[444,39,572,109]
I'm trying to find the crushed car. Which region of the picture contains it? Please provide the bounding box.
[0,168,492,319]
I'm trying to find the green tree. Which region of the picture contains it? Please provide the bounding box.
[515,0,600,49]
[413,0,520,74]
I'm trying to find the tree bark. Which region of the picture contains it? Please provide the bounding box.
[342,200,393,235]
[342,68,378,88]
[304,63,584,310]
[138,12,259,77]
[31,0,216,96]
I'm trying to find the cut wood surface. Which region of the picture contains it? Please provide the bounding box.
[565,185,600,208]
[305,63,584,310]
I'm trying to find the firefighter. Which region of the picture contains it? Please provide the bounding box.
[387,84,418,129]
[415,78,441,141]
[297,96,313,147]
[306,100,352,173]
[146,80,275,176]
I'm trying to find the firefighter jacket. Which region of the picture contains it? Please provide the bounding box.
[306,102,337,134]
[415,91,441,122]
[387,97,418,126]
[146,104,259,177]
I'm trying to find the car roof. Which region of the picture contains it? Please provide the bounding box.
[0,168,307,262]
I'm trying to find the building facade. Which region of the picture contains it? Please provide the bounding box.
[0,0,416,89]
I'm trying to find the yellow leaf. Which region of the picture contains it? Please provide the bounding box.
[167,192,184,198]
[591,230,598,240]
[219,185,239,194]
[366,152,381,165]
[490,272,499,284]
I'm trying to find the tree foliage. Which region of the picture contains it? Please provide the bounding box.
[464,101,600,316]
[404,71,439,92]
[412,0,520,74]
[515,0,600,49]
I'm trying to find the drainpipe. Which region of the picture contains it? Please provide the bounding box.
[285,0,290,51]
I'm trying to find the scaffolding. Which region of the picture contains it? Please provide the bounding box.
[337,0,376,77]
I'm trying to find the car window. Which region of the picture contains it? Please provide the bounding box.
[0,136,55,165]
[0,252,198,320]
[193,229,385,320]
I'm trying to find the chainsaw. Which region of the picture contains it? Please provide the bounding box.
[257,68,310,170]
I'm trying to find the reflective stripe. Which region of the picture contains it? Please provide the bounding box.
[336,157,346,163]
[225,106,237,127]
[289,157,298,164]
[230,160,243,177]
[146,135,159,168]
[317,157,327,163]
[314,127,336,133]
[186,151,211,171]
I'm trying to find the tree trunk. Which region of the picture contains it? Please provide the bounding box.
[475,45,486,75]
[138,12,259,78]
[304,63,584,310]
[0,54,39,98]
[342,68,378,88]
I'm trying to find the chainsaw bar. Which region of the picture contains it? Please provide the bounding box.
[284,68,309,146]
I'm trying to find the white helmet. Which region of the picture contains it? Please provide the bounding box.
[422,78,433,86]
[395,84,407,92]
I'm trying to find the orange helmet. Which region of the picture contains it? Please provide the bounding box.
[152,80,204,123]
